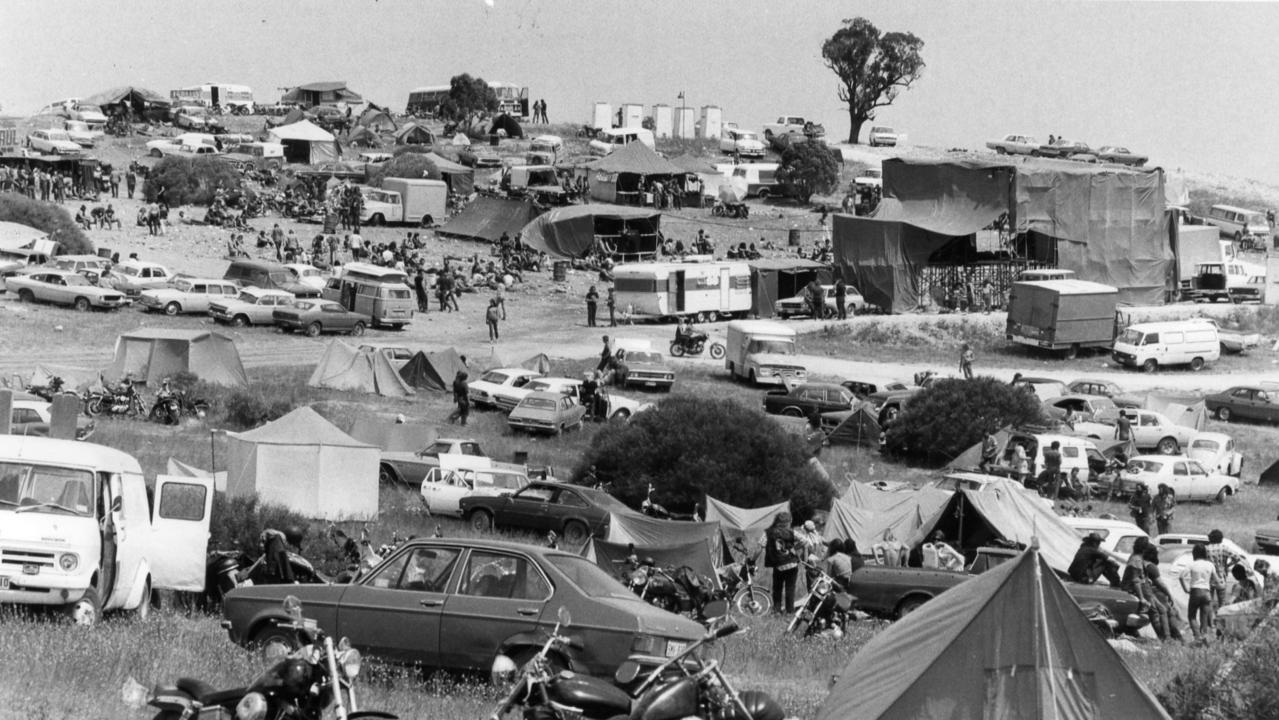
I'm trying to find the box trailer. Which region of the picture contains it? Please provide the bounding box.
[613,261,752,322]
[1005,279,1119,359]
[380,177,448,226]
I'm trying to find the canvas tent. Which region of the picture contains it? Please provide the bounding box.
[489,114,524,139]
[308,341,415,397]
[521,353,552,375]
[226,407,379,520]
[83,86,170,117]
[824,485,950,554]
[1142,394,1207,431]
[817,548,1172,720]
[27,363,97,393]
[0,220,47,250]
[822,406,882,447]
[106,329,247,386]
[520,204,661,259]
[344,126,380,148]
[704,496,790,556]
[747,258,828,317]
[605,511,721,549]
[1260,460,1279,486]
[588,141,685,205]
[400,348,469,391]
[422,152,475,195]
[394,123,435,146]
[345,416,435,453]
[356,106,397,132]
[438,197,538,242]
[268,120,340,165]
[280,81,363,108]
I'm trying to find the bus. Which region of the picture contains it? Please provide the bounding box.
[170,83,255,114]
[405,81,529,120]
[321,262,415,329]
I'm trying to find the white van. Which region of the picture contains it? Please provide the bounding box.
[589,127,655,156]
[730,163,782,199]
[1006,432,1102,484]
[1205,205,1271,245]
[1111,320,1220,373]
[724,320,806,386]
[0,435,213,624]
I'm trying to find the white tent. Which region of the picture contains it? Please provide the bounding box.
[225,406,379,520]
[0,221,48,251]
[268,119,340,164]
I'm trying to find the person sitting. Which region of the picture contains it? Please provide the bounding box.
[921,531,965,571]
[1067,533,1121,586]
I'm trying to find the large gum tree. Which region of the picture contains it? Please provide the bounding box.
[822,17,925,144]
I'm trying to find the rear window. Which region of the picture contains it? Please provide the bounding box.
[521,397,557,410]
[547,555,635,600]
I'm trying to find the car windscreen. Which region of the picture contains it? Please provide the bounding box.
[526,381,563,392]
[63,275,91,287]
[0,462,95,516]
[1190,439,1220,452]
[546,555,637,600]
[521,397,557,410]
[481,372,509,384]
[747,340,794,354]
[1128,459,1163,474]
[627,352,662,364]
[268,272,292,285]
[1116,329,1142,345]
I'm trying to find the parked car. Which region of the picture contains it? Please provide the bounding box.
[493,377,651,421]
[461,482,627,545]
[67,103,107,127]
[7,269,127,311]
[1124,409,1197,454]
[775,284,867,319]
[208,287,298,326]
[107,260,173,296]
[172,105,210,131]
[1064,378,1143,409]
[764,382,855,418]
[614,339,675,391]
[419,466,529,517]
[62,120,101,148]
[867,126,899,147]
[1117,454,1238,502]
[1035,138,1090,158]
[719,128,766,159]
[1095,146,1147,167]
[283,263,328,292]
[853,165,883,189]
[139,277,240,315]
[1255,523,1279,555]
[10,400,95,440]
[223,259,320,298]
[467,368,542,408]
[459,145,502,168]
[27,129,81,155]
[273,299,369,337]
[1011,376,1067,400]
[930,471,1053,508]
[1062,517,1148,558]
[762,116,810,139]
[379,439,491,487]
[1186,432,1243,477]
[1204,385,1279,424]
[985,134,1039,156]
[841,379,906,401]
[221,537,704,677]
[508,392,587,435]
[1044,394,1121,424]
[51,254,112,284]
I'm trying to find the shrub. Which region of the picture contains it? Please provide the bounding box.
[775,140,842,204]
[884,376,1045,464]
[367,153,434,188]
[221,388,294,430]
[142,156,242,206]
[208,493,314,555]
[576,396,834,520]
[0,193,91,254]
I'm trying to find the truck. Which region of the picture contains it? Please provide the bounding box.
[724,320,806,386]
[0,435,213,624]
[1005,279,1119,359]
[374,178,449,226]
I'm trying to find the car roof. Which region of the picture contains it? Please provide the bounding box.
[1190,432,1230,442]
[167,277,233,285]
[525,391,565,401]
[11,400,50,410]
[240,287,293,297]
[1062,516,1145,533]
[1017,376,1063,384]
[397,535,575,559]
[484,367,540,376]
[116,260,166,270]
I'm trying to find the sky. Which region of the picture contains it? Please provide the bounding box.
[3,0,1278,183]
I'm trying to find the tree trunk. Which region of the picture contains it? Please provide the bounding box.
[848,111,865,145]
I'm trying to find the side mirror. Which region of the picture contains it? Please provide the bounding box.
[614,660,641,685]
[556,606,572,628]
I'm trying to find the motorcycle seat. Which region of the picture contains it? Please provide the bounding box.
[175,677,217,700]
[201,687,250,706]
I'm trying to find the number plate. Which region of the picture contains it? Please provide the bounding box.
[22,564,39,575]
[0,576,10,589]
[664,640,686,658]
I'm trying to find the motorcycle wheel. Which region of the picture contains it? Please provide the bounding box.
[733,586,773,617]
[148,404,165,422]
[191,400,210,418]
[709,342,726,360]
[669,341,685,357]
[85,397,103,416]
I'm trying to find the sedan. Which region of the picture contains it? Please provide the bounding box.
[1096,146,1147,167]
[10,400,95,440]
[420,466,529,517]
[379,438,487,487]
[62,120,101,148]
[1204,385,1279,424]
[284,263,328,292]
[1065,378,1143,408]
[221,537,704,677]
[719,128,766,159]
[1186,432,1243,477]
[274,299,369,337]
[139,278,240,315]
[1035,138,1090,158]
[985,134,1039,156]
[1045,394,1121,424]
[461,482,629,545]
[1125,409,1197,454]
[508,391,587,435]
[108,261,173,297]
[1118,455,1238,502]
[7,270,126,311]
[775,284,867,319]
[615,349,675,392]
[209,288,297,326]
[459,145,502,168]
[468,368,542,408]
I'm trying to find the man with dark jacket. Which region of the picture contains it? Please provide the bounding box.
[1067,534,1121,586]
[834,279,848,319]
[448,371,470,426]
[765,511,800,615]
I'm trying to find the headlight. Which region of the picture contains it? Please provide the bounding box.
[340,648,362,678]
[59,554,79,571]
[235,692,268,720]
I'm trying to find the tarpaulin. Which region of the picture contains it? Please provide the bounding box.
[703,496,789,554]
[822,406,882,447]
[747,258,826,318]
[519,205,660,259]
[438,197,537,242]
[877,157,1015,237]
[399,349,467,392]
[308,341,415,397]
[823,485,949,553]
[605,511,720,548]
[345,417,435,452]
[588,538,719,589]
[831,215,953,313]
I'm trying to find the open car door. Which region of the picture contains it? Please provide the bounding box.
[149,474,214,591]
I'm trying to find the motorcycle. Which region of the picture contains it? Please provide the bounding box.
[668,330,726,360]
[85,380,146,418]
[711,201,749,219]
[787,563,854,639]
[137,596,396,720]
[717,543,772,617]
[641,484,696,521]
[28,375,73,402]
[148,385,210,425]
[626,560,724,621]
[202,531,331,608]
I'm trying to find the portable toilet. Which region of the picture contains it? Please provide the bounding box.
[621,103,644,129]
[700,106,722,139]
[651,105,673,139]
[673,107,696,140]
[592,102,613,131]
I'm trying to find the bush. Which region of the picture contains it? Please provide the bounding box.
[576,396,834,520]
[221,388,294,430]
[0,193,91,254]
[142,156,242,206]
[884,376,1045,464]
[775,140,842,204]
[367,153,435,188]
[208,493,315,555]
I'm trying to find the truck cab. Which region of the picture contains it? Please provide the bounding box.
[725,320,805,386]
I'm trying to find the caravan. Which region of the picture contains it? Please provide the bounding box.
[612,261,752,322]
[322,263,415,329]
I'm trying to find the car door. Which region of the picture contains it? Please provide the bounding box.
[430,469,472,517]
[335,545,459,664]
[148,475,214,591]
[324,303,352,330]
[1256,390,1279,423]
[1184,461,1215,501]
[499,485,556,530]
[439,548,553,670]
[1166,460,1197,500]
[1133,412,1160,448]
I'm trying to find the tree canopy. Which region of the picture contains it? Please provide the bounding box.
[576,396,833,521]
[438,74,498,134]
[775,140,842,205]
[883,377,1045,464]
[821,17,925,144]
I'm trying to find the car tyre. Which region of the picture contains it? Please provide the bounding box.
[231,314,249,327]
[350,321,366,336]
[895,594,929,619]
[305,322,322,338]
[1141,359,1157,374]
[17,289,34,303]
[757,189,770,200]
[378,463,401,487]
[781,406,805,418]
[65,587,102,626]
[1215,487,1230,504]
[150,148,163,158]
[612,409,631,422]
[1217,407,1232,422]
[563,520,590,546]
[1189,357,1204,371]
[131,578,153,620]
[74,296,91,312]
[468,509,494,533]
[1157,437,1179,455]
[164,302,180,316]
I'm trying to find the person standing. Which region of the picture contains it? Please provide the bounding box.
[1115,411,1133,442]
[540,99,549,124]
[447,371,470,426]
[796,520,825,592]
[414,270,430,313]
[1205,529,1244,609]
[1040,440,1063,495]
[1153,484,1176,535]
[270,224,285,262]
[606,287,617,327]
[959,343,974,379]
[979,430,999,472]
[1181,543,1221,642]
[1128,483,1153,534]
[765,512,800,615]
[485,298,501,342]
[585,285,600,327]
[596,335,612,373]
[109,168,120,198]
[834,278,848,319]
[125,167,137,199]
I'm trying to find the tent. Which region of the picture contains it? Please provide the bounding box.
[166,457,227,493]
[225,407,380,520]
[587,538,718,588]
[747,258,828,317]
[394,123,435,146]
[817,548,1172,720]
[489,114,524,139]
[1260,460,1279,486]
[605,511,721,549]
[400,348,469,391]
[279,81,363,107]
[345,417,435,452]
[308,341,415,397]
[520,204,661,259]
[344,126,381,148]
[82,86,170,117]
[823,486,950,554]
[521,353,551,375]
[1142,394,1207,431]
[27,363,97,393]
[704,496,790,556]
[587,142,685,205]
[268,120,340,165]
[946,428,1016,471]
[668,153,719,175]
[822,406,882,447]
[356,106,397,132]
[438,197,538,242]
[422,152,475,195]
[106,329,247,386]
[0,220,47,251]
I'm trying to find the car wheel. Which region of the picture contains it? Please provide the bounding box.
[370,214,385,226]
[305,322,322,338]
[1189,357,1204,371]
[556,423,565,436]
[895,594,929,619]
[468,509,494,533]
[1141,359,1157,374]
[748,370,757,384]
[63,587,102,626]
[994,147,1007,155]
[1157,437,1179,455]
[150,148,163,158]
[563,520,590,546]
[131,577,153,620]
[822,306,836,319]
[231,314,249,327]
[1215,486,1230,504]
[350,321,366,336]
[378,463,401,486]
[763,129,773,140]
[164,302,180,316]
[612,408,632,421]
[757,189,770,200]
[253,624,300,663]
[1064,343,1080,360]
[17,289,33,303]
[1217,407,1232,422]
[781,406,805,418]
[74,296,91,312]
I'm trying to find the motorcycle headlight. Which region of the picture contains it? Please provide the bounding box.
[339,647,362,679]
[59,553,79,572]
[235,692,268,720]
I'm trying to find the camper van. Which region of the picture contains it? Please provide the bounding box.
[725,320,806,386]
[1112,319,1220,373]
[589,127,656,156]
[612,261,752,322]
[0,435,213,624]
[1205,205,1271,246]
[321,262,415,329]
[730,163,782,199]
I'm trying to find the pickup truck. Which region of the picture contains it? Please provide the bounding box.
[763,382,856,418]
[847,547,1146,634]
[985,134,1039,156]
[762,116,823,140]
